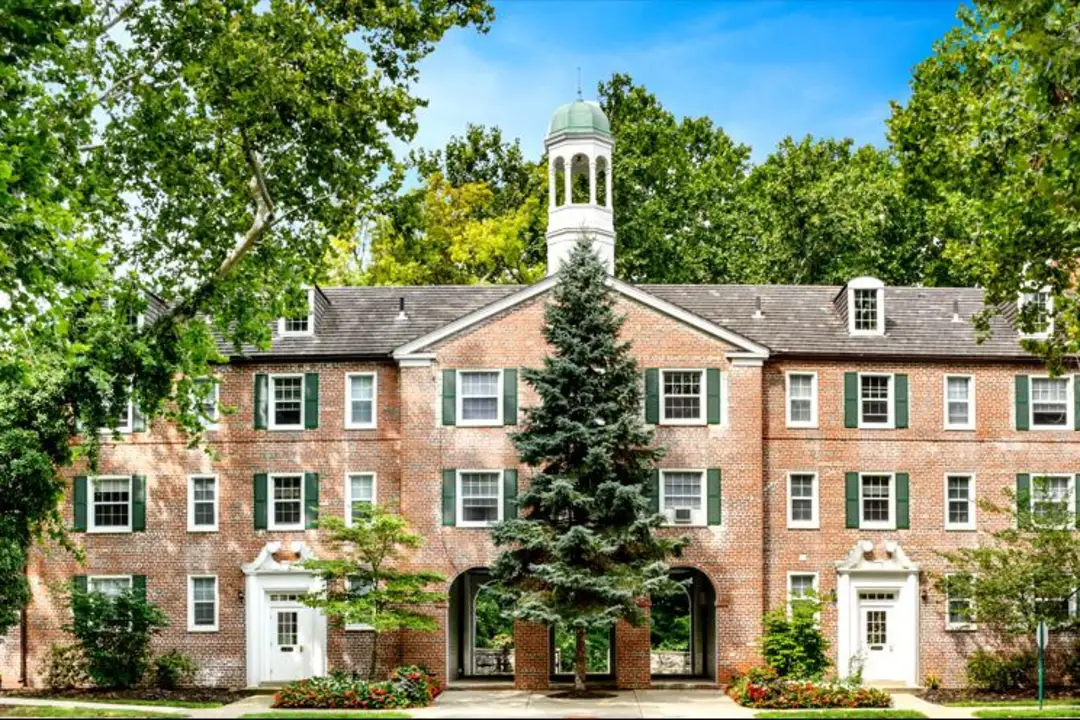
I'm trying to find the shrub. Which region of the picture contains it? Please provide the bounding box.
[923,672,942,690]
[41,644,89,689]
[965,649,1036,692]
[761,594,831,680]
[273,665,441,710]
[63,587,168,689]
[154,650,196,689]
[728,672,892,709]
[1065,640,1080,686]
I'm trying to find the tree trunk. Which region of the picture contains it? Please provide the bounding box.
[369,630,378,682]
[574,626,587,693]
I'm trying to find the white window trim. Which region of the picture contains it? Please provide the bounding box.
[785,371,819,428]
[278,288,315,337]
[87,475,134,534]
[847,277,885,336]
[858,372,895,429]
[858,472,896,531]
[1028,375,1074,431]
[658,468,708,527]
[1025,472,1076,528]
[344,372,378,429]
[98,399,134,435]
[658,368,707,426]
[456,369,503,427]
[943,374,975,431]
[786,571,820,613]
[345,471,377,527]
[344,577,375,631]
[267,473,306,531]
[786,471,820,530]
[268,373,305,431]
[88,574,133,595]
[187,474,219,533]
[455,469,504,528]
[945,572,977,631]
[943,472,976,532]
[197,379,220,431]
[1018,290,1054,339]
[187,574,219,632]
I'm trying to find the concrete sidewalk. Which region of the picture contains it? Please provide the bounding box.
[0,694,274,718]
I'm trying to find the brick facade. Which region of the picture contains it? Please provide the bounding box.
[1,287,1076,690]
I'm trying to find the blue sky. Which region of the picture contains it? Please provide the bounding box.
[410,0,963,162]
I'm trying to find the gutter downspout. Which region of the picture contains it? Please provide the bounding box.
[19,561,28,687]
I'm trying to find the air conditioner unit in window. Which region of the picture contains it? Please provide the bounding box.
[673,508,693,524]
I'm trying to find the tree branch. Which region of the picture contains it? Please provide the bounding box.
[99,0,140,37]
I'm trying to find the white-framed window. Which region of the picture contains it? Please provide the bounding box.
[456,470,503,527]
[268,473,304,531]
[944,474,975,531]
[1019,290,1053,338]
[115,400,134,433]
[187,474,218,532]
[660,369,706,425]
[278,289,314,336]
[786,372,818,428]
[188,575,219,632]
[787,572,819,609]
[1031,474,1074,527]
[345,373,377,429]
[88,476,133,533]
[344,576,375,631]
[659,469,706,526]
[88,575,133,597]
[945,573,976,630]
[944,375,975,430]
[194,378,219,430]
[457,370,503,426]
[787,472,819,529]
[345,472,376,526]
[847,277,885,335]
[859,473,896,530]
[859,373,894,428]
[1030,376,1072,430]
[269,374,304,430]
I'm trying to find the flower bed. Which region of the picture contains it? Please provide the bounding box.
[728,667,892,709]
[273,665,441,710]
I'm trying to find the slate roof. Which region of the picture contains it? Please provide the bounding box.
[229,282,1037,362]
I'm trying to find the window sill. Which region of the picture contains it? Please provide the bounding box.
[944,425,975,432]
[786,423,818,430]
[945,525,976,532]
[187,527,219,533]
[787,524,820,530]
[345,625,374,632]
[187,626,219,633]
[1029,425,1072,432]
[658,419,707,427]
[455,421,503,428]
[946,624,977,633]
[857,423,895,430]
[455,523,499,529]
[87,527,132,534]
[858,523,896,531]
[344,423,378,430]
[267,425,305,432]
[267,526,306,532]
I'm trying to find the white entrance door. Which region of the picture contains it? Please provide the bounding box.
[858,592,898,681]
[268,600,314,683]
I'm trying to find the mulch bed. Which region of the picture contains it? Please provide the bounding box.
[547,690,618,699]
[920,687,1080,704]
[0,687,251,704]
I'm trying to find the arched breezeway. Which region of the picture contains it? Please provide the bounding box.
[447,568,515,681]
[650,567,716,679]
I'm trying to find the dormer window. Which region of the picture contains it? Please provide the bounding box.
[278,289,314,337]
[1019,290,1053,338]
[846,277,885,336]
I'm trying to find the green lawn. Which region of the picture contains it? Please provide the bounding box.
[0,706,186,718]
[242,713,410,719]
[947,698,1080,707]
[29,698,223,709]
[974,709,1080,719]
[754,712,926,720]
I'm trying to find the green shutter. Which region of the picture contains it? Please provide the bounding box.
[896,473,910,529]
[442,469,456,526]
[845,472,860,528]
[649,469,660,515]
[132,403,146,432]
[706,369,722,425]
[254,473,268,530]
[131,475,146,531]
[73,575,87,594]
[304,373,319,429]
[1015,375,1030,431]
[844,373,859,428]
[645,369,660,424]
[254,374,268,430]
[1017,474,1031,529]
[1075,474,1080,529]
[1074,377,1080,431]
[503,369,518,426]
[133,574,146,600]
[304,472,319,529]
[503,469,518,520]
[73,476,87,531]
[442,370,456,426]
[894,374,909,429]
[707,469,722,526]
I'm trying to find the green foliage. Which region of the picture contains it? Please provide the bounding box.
[63,588,168,689]
[553,625,612,674]
[728,668,891,709]
[302,507,444,680]
[649,587,691,651]
[41,644,90,690]
[488,238,686,689]
[472,589,514,649]
[153,650,196,690]
[923,672,942,691]
[760,594,831,680]
[1065,639,1080,685]
[272,665,440,710]
[965,649,1037,693]
[754,712,925,719]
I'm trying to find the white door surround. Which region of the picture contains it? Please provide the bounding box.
[242,541,328,687]
[835,540,920,687]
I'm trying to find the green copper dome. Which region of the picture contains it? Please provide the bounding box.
[548,100,611,137]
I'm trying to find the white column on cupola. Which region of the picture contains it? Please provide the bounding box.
[548,160,557,209]
[588,156,597,205]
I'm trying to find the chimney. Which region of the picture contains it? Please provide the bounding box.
[951,299,961,323]
[398,296,408,320]
[752,295,764,319]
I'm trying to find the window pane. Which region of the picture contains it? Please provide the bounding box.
[1033,475,1071,522]
[93,478,130,527]
[790,475,815,522]
[90,577,132,597]
[860,376,890,424]
[861,475,891,523]
[460,472,500,523]
[947,476,970,524]
[273,376,303,426]
[663,471,703,510]
[853,289,878,331]
[273,476,302,526]
[283,316,309,333]
[277,611,298,645]
[1032,378,1068,426]
[663,371,703,420]
[460,372,500,421]
[789,376,813,423]
[350,474,373,502]
[349,376,374,424]
[789,574,815,599]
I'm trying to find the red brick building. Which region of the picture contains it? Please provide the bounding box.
[3,100,1077,690]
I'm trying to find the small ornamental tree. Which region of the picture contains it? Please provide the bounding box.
[760,593,830,680]
[303,507,444,680]
[64,587,168,689]
[489,237,687,693]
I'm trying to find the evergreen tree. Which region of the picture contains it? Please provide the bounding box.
[490,237,686,693]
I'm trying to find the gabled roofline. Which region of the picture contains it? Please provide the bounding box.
[392,274,770,360]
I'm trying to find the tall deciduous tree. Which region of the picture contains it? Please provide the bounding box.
[489,237,686,693]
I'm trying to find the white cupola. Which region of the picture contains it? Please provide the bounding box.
[545,97,615,275]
